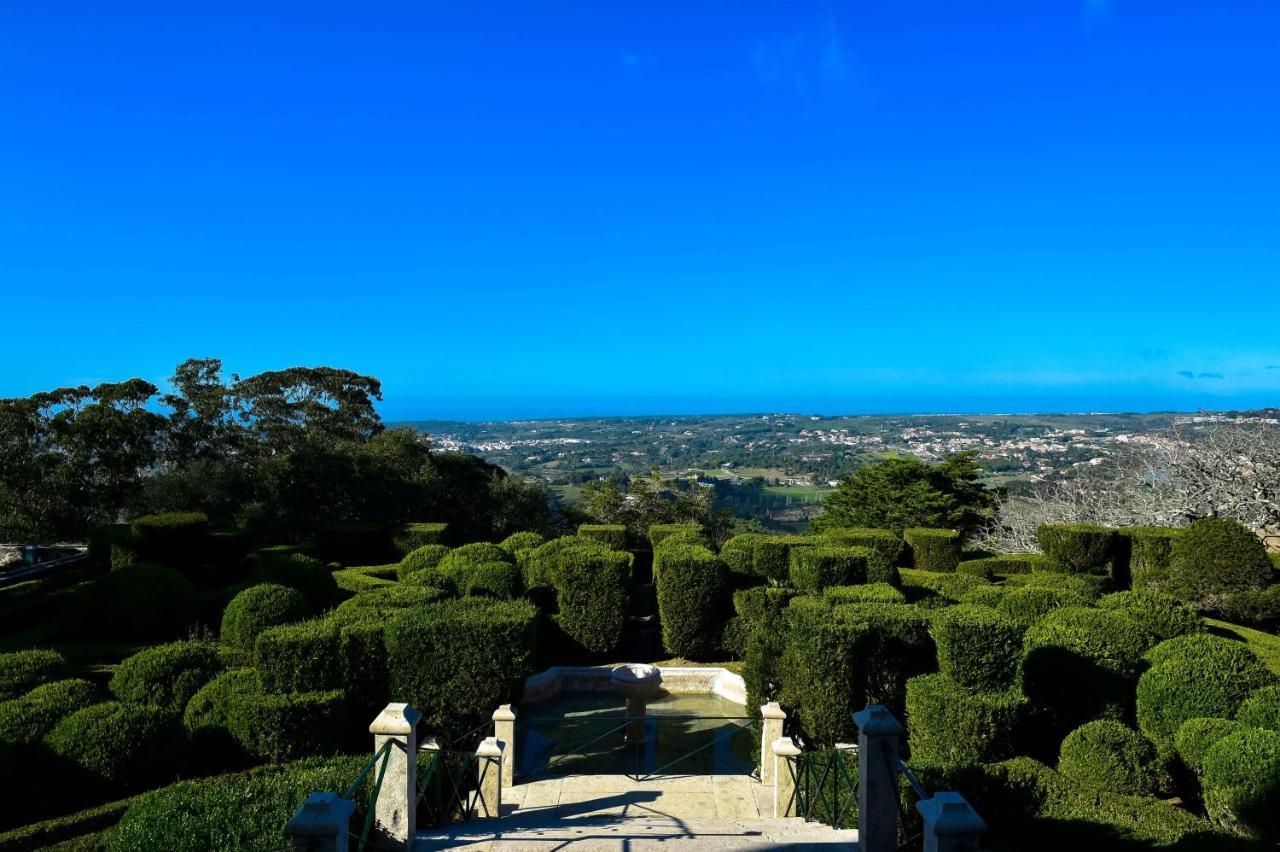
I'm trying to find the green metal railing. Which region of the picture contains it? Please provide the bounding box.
[341,739,395,851]
[785,745,859,829]
[888,742,928,851]
[416,746,498,826]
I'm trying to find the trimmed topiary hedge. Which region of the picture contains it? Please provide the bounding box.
[499,531,545,560]
[438,542,515,572]
[649,524,702,550]
[254,619,342,694]
[1202,727,1280,841]
[259,553,339,610]
[1098,590,1202,643]
[577,524,628,550]
[397,544,452,581]
[1176,717,1248,776]
[75,563,198,641]
[899,569,988,607]
[0,679,98,746]
[0,650,68,701]
[1136,634,1276,746]
[719,534,764,577]
[905,673,1026,765]
[1169,517,1273,610]
[550,545,632,656]
[904,528,961,572]
[957,553,1051,580]
[1057,720,1158,796]
[392,522,449,555]
[790,545,891,592]
[109,641,223,714]
[386,597,537,734]
[521,536,608,593]
[330,585,448,623]
[739,535,817,583]
[44,701,184,796]
[655,545,729,660]
[960,585,1007,608]
[130,511,209,569]
[1002,570,1108,603]
[338,620,389,719]
[1036,524,1117,574]
[725,586,797,658]
[1237,685,1280,731]
[934,605,1022,692]
[818,528,904,564]
[1121,527,1183,592]
[453,561,523,599]
[997,587,1086,630]
[220,584,313,653]
[183,668,260,767]
[824,583,907,606]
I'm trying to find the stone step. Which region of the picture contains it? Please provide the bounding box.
[415,816,859,850]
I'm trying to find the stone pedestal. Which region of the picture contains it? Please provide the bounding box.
[286,792,354,852]
[854,704,904,852]
[475,736,503,819]
[492,703,516,788]
[625,696,647,745]
[369,703,421,847]
[760,702,786,785]
[772,737,802,818]
[918,792,986,852]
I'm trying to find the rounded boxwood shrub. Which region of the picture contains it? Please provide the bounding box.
[824,583,906,605]
[904,528,961,573]
[818,528,904,563]
[386,597,537,735]
[1176,717,1248,775]
[1169,517,1272,609]
[521,535,609,592]
[1237,685,1280,731]
[649,524,702,550]
[109,641,223,713]
[219,583,313,653]
[934,605,1022,692]
[44,701,184,795]
[397,543,451,581]
[1202,727,1280,841]
[332,584,449,623]
[791,545,884,592]
[719,534,764,577]
[905,673,1026,765]
[183,667,259,764]
[254,619,341,694]
[0,679,98,746]
[1057,720,1158,795]
[78,563,198,641]
[1122,526,1183,591]
[1136,634,1276,745]
[130,511,209,568]
[1098,591,1202,643]
[1222,585,1280,627]
[392,522,448,555]
[0,649,68,701]
[438,542,514,573]
[455,560,523,599]
[577,524,628,550]
[655,545,729,660]
[551,545,632,656]
[499,531,545,559]
[260,553,338,610]
[1036,524,1117,574]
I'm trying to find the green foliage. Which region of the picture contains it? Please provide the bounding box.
[1176,717,1248,775]
[44,702,184,796]
[813,452,997,537]
[130,511,209,571]
[1098,590,1202,643]
[577,524,628,550]
[453,560,523,599]
[1237,685,1280,731]
[397,543,451,581]
[790,545,891,592]
[332,565,396,593]
[898,568,988,607]
[1003,570,1108,603]
[1169,517,1273,609]
[934,604,1022,692]
[997,587,1087,630]
[1136,634,1276,746]
[386,597,537,734]
[550,545,632,656]
[0,649,68,701]
[438,542,514,573]
[957,553,1050,580]
[219,584,313,652]
[0,796,131,851]
[1121,526,1184,591]
[720,534,815,582]
[905,673,1025,766]
[1036,524,1117,574]
[183,668,260,766]
[816,528,905,563]
[1221,586,1280,627]
[258,553,338,611]
[0,679,98,746]
[725,586,796,658]
[521,535,608,593]
[392,522,448,554]
[959,585,1007,608]
[904,528,961,572]
[1202,728,1280,841]
[109,641,223,713]
[330,584,448,623]
[1057,720,1158,795]
[823,583,906,605]
[316,521,393,565]
[719,534,763,577]
[654,545,729,660]
[648,523,702,550]
[253,619,341,694]
[337,620,389,719]
[76,563,198,641]
[107,755,366,852]
[499,531,545,559]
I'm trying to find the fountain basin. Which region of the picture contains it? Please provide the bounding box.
[610,663,662,700]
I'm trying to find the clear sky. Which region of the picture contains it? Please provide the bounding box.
[2,1,1278,419]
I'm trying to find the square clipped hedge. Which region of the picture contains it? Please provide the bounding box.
[392,522,449,555]
[904,528,961,573]
[654,545,729,660]
[648,524,702,550]
[254,619,341,694]
[817,528,905,564]
[790,546,896,592]
[576,524,629,551]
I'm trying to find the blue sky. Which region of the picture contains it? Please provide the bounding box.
[2,1,1278,419]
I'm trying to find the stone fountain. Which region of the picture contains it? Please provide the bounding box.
[611,663,662,744]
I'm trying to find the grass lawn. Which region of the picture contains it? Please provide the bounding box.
[1205,617,1280,675]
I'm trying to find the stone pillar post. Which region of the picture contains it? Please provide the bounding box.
[369,703,421,847]
[918,792,986,852]
[760,702,786,785]
[854,704,904,852]
[286,792,355,852]
[474,736,503,819]
[772,737,802,818]
[492,704,516,789]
